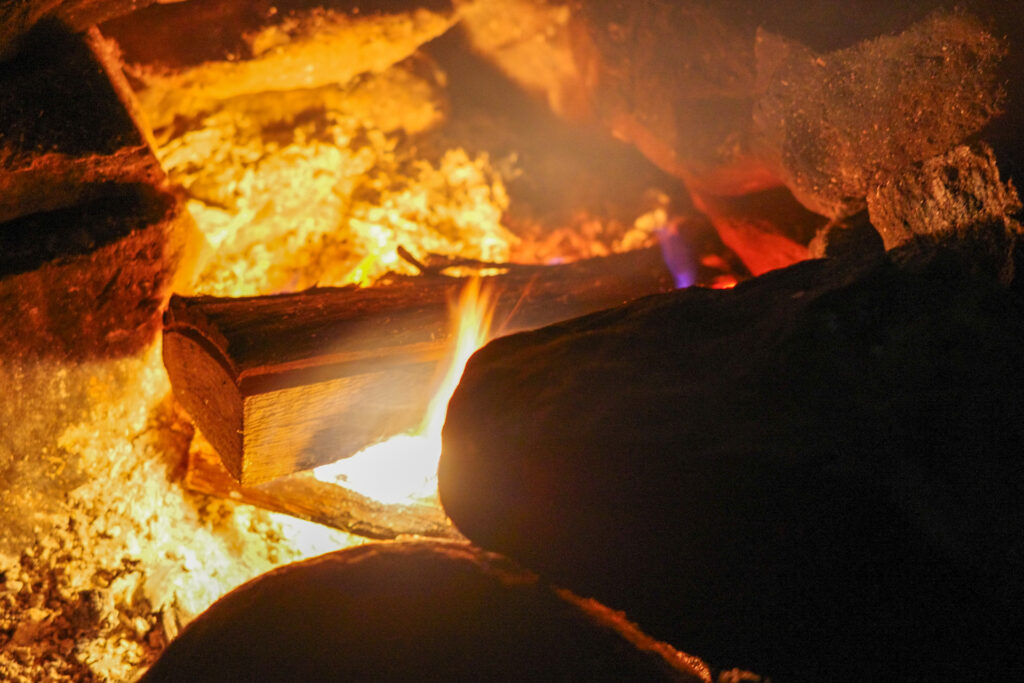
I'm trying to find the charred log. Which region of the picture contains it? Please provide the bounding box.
[163,247,674,484]
[141,541,711,682]
[439,232,1024,679]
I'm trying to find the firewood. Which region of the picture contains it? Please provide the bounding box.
[185,432,459,541]
[163,246,674,485]
[439,230,1024,679]
[100,0,459,129]
[0,183,197,361]
[0,20,164,223]
[141,541,712,682]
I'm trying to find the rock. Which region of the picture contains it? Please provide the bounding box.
[439,230,1024,679]
[0,183,197,361]
[867,144,1022,252]
[140,541,711,682]
[753,12,1004,219]
[0,20,164,224]
[100,0,459,129]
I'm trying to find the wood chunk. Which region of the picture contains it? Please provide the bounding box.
[185,433,459,541]
[163,247,675,484]
[140,541,711,682]
[753,12,1005,219]
[0,21,164,223]
[100,0,458,128]
[867,144,1022,251]
[0,183,196,360]
[439,233,1024,679]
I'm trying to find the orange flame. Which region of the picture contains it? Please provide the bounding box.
[313,277,495,505]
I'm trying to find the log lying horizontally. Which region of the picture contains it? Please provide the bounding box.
[439,232,1024,679]
[164,246,675,485]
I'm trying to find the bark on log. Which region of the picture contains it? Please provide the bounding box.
[163,247,674,484]
[141,541,711,682]
[0,183,196,360]
[185,432,460,541]
[439,233,1024,679]
[0,20,164,223]
[100,0,458,128]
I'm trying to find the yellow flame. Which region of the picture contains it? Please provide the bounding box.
[313,277,495,505]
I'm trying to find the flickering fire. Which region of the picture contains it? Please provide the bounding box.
[313,277,495,505]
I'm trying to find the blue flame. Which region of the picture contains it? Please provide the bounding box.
[656,224,697,288]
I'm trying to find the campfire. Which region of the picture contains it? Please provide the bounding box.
[1,1,1022,680]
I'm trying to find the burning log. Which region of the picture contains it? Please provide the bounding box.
[141,541,712,682]
[0,21,164,223]
[163,246,675,484]
[439,232,1024,679]
[0,183,196,360]
[100,0,459,128]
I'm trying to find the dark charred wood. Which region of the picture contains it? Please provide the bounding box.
[0,20,164,223]
[163,247,675,484]
[439,231,1024,680]
[141,541,711,682]
[185,435,460,541]
[0,183,196,361]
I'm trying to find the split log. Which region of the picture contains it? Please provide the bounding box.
[100,0,459,129]
[141,541,712,682]
[185,432,459,541]
[163,246,675,484]
[439,232,1024,679]
[0,20,164,223]
[0,183,196,361]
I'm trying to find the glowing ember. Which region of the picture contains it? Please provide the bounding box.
[314,277,495,505]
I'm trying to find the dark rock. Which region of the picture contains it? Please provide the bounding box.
[867,144,1022,252]
[141,541,710,682]
[439,233,1024,679]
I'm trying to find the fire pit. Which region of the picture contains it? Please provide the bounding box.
[1,1,1022,680]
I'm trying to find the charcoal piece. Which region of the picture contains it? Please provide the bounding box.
[867,144,1022,252]
[0,184,196,361]
[754,12,1005,219]
[439,233,1024,679]
[0,20,164,223]
[140,541,711,682]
